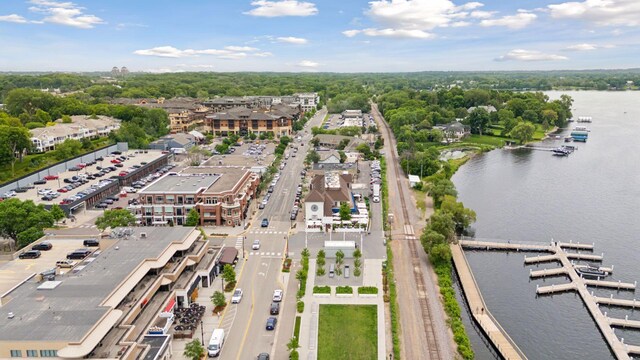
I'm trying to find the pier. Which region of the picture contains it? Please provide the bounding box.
[459,238,639,360]
[451,243,527,360]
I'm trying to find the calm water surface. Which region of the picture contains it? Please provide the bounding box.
[452,91,640,360]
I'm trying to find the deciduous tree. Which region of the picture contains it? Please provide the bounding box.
[94,209,136,231]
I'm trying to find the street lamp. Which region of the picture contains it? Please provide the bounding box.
[200,319,205,345]
[221,277,224,292]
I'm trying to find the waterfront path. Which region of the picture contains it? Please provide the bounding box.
[451,243,527,360]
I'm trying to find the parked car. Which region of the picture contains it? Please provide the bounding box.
[66,249,91,260]
[56,260,75,268]
[272,289,283,302]
[258,203,265,209]
[44,175,59,180]
[231,289,243,304]
[69,166,81,171]
[265,317,277,331]
[14,187,27,193]
[110,159,121,164]
[257,353,270,360]
[19,250,42,259]
[270,302,280,315]
[32,242,52,251]
[95,203,108,209]
[33,179,47,185]
[261,218,269,227]
[252,240,261,250]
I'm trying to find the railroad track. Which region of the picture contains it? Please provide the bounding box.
[373,104,441,360]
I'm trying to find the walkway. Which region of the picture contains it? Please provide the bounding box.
[450,243,527,360]
[298,259,386,360]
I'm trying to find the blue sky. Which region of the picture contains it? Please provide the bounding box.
[1,0,639,72]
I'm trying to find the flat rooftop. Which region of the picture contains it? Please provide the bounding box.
[0,227,195,343]
[16,150,167,206]
[181,166,252,194]
[141,173,220,194]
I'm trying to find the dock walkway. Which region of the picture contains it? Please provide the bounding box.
[451,243,527,360]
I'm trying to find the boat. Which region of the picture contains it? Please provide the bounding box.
[573,125,590,132]
[564,136,573,142]
[570,130,588,142]
[577,116,592,123]
[552,147,570,156]
[574,264,609,278]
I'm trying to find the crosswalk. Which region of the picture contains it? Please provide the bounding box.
[248,252,282,257]
[248,230,287,235]
[404,224,416,240]
[76,224,97,229]
[235,236,244,249]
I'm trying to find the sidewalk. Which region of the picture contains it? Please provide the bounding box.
[298,260,386,360]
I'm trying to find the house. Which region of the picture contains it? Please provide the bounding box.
[434,122,471,143]
[314,134,366,150]
[318,150,341,164]
[304,172,353,232]
[467,105,497,114]
[148,133,196,152]
[30,115,120,153]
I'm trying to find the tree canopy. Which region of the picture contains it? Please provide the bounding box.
[94,209,137,231]
[0,199,54,249]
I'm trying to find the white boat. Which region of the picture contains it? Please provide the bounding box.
[573,125,590,132]
[577,116,592,123]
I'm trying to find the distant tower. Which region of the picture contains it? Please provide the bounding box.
[111,66,120,78]
[120,67,129,78]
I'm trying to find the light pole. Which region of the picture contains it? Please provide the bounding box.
[200,319,204,345]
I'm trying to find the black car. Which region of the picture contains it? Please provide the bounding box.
[270,302,280,315]
[96,166,103,170]
[32,242,53,251]
[111,151,122,155]
[67,249,91,259]
[83,239,99,247]
[257,353,270,360]
[41,195,54,201]
[34,179,47,185]
[19,250,41,259]
[265,317,277,330]
[96,156,104,161]
[69,166,81,171]
[14,187,27,193]
[107,195,120,201]
[95,203,108,209]
[114,163,124,168]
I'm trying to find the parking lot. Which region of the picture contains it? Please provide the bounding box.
[202,142,276,167]
[6,150,168,209]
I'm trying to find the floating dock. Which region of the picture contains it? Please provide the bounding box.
[459,238,637,360]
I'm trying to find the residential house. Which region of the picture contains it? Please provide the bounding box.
[314,134,366,150]
[434,122,471,143]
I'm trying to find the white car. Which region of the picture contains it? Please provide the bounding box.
[252,240,261,250]
[231,288,243,304]
[37,189,52,195]
[272,289,283,302]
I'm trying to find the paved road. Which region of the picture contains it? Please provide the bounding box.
[220,108,326,360]
[371,104,455,360]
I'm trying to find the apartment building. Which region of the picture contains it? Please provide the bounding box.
[0,227,221,359]
[30,115,120,153]
[294,92,320,112]
[205,106,294,138]
[137,166,260,227]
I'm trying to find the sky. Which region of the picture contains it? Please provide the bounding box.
[1,0,640,72]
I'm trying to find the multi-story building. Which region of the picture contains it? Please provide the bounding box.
[304,172,353,231]
[294,92,320,112]
[137,166,260,227]
[30,115,120,153]
[205,106,294,138]
[0,227,224,359]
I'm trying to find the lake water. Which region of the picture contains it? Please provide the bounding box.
[452,91,640,360]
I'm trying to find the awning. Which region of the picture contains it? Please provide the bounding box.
[163,298,176,313]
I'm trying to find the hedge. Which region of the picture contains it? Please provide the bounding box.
[335,286,353,294]
[357,286,379,294]
[313,286,331,294]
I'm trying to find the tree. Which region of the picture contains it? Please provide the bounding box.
[61,115,72,123]
[287,336,300,354]
[427,178,457,208]
[54,138,83,160]
[222,264,236,284]
[94,209,136,231]
[0,199,54,250]
[339,202,352,221]
[467,108,490,135]
[49,205,66,223]
[335,250,345,267]
[183,339,205,360]
[305,150,320,164]
[211,291,226,308]
[428,212,456,241]
[185,208,200,226]
[0,125,32,176]
[440,195,476,235]
[310,137,320,147]
[338,150,347,163]
[420,230,446,250]
[509,122,536,144]
[429,243,452,266]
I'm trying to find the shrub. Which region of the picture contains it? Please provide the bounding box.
[316,267,325,276]
[353,267,361,277]
[335,286,353,294]
[358,286,378,294]
[297,300,305,313]
[313,285,331,294]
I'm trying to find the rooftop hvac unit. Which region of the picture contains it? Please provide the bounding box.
[140,232,147,238]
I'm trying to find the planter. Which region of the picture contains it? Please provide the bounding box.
[335,293,353,298]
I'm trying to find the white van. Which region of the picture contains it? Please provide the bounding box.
[329,264,335,278]
[208,328,225,357]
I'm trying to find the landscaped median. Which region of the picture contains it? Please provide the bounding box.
[357,286,378,298]
[312,285,331,297]
[335,286,353,297]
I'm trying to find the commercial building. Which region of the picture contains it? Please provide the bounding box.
[305,172,359,232]
[205,106,294,138]
[340,109,364,127]
[148,133,197,152]
[0,227,224,359]
[294,92,320,112]
[30,116,120,153]
[137,166,260,227]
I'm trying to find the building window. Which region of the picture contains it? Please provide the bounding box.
[10,350,22,357]
[27,350,38,357]
[146,196,153,203]
[227,209,232,216]
[155,196,164,203]
[205,197,213,204]
[40,350,57,357]
[177,196,184,204]
[212,197,218,204]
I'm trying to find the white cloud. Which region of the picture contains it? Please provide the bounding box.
[495,49,569,62]
[548,0,640,27]
[0,14,29,23]
[298,60,319,67]
[144,68,186,74]
[176,64,215,69]
[115,22,147,30]
[564,43,615,51]
[276,36,308,44]
[28,0,105,29]
[133,45,270,60]
[480,11,536,29]
[245,1,318,17]
[343,28,434,39]
[470,10,495,19]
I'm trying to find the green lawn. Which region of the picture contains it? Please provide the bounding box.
[318,305,377,360]
[463,134,509,147]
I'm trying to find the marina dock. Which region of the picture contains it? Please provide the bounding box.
[459,238,638,360]
[451,243,527,360]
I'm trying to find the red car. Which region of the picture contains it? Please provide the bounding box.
[44,175,59,180]
[110,159,121,164]
[119,172,129,177]
[57,188,68,193]
[59,200,72,205]
[77,163,86,169]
